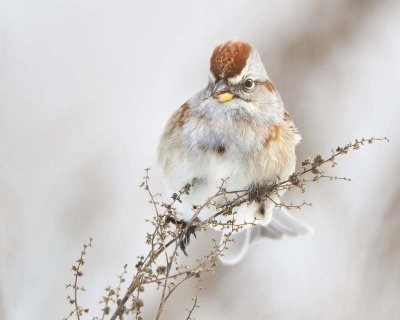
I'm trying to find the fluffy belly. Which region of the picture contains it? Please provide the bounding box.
[205,154,250,189]
[165,151,262,224]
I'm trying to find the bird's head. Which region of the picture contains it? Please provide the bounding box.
[201,41,281,121]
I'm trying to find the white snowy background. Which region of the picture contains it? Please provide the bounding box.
[1,0,399,319]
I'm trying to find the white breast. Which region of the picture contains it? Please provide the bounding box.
[164,149,257,222]
[159,94,298,223]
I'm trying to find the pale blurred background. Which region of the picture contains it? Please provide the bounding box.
[0,0,399,319]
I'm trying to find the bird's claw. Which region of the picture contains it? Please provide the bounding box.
[165,216,197,256]
[248,183,269,202]
[179,224,197,256]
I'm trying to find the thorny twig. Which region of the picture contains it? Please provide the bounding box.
[64,238,93,320]
[65,137,388,320]
[185,284,201,320]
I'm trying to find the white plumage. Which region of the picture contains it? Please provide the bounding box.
[158,41,312,264]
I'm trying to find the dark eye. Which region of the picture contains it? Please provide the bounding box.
[244,78,254,89]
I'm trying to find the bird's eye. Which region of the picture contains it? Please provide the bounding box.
[244,78,254,89]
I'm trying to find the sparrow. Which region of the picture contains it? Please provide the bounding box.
[157,41,312,264]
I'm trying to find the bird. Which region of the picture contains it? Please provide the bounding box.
[157,41,312,264]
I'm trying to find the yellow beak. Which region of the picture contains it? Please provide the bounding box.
[217,92,234,103]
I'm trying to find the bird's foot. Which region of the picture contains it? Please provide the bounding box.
[179,222,197,256]
[248,183,266,202]
[165,216,197,256]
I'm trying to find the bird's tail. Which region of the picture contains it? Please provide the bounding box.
[219,207,313,265]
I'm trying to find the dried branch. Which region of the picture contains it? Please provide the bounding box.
[64,237,93,320]
[185,284,201,320]
[64,137,388,320]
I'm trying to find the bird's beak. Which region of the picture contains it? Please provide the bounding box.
[213,81,234,103]
[216,92,234,103]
